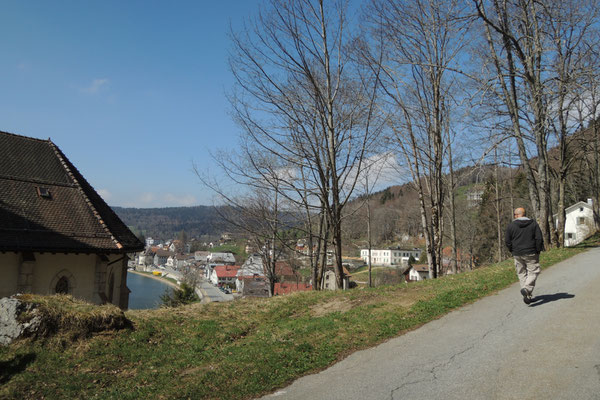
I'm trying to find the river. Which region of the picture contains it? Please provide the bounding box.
[127,271,173,310]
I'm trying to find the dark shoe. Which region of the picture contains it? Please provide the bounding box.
[521,288,531,305]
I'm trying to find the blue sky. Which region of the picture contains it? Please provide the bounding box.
[0,0,261,208]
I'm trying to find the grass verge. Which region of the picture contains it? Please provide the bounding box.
[1,235,597,400]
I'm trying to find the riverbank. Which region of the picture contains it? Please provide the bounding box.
[128,270,180,290]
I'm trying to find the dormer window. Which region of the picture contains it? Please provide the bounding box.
[36,187,52,199]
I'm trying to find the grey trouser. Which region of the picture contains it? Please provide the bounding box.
[514,253,540,293]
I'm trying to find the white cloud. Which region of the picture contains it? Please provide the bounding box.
[81,78,109,94]
[163,193,198,207]
[97,188,112,201]
[117,192,198,208]
[139,192,156,204]
[352,152,406,192]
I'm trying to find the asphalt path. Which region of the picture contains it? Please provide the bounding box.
[197,277,234,303]
[262,247,600,400]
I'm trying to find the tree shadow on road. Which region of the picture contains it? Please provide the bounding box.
[529,292,575,307]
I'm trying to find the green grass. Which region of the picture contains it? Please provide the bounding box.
[208,243,246,257]
[1,235,597,400]
[351,266,399,282]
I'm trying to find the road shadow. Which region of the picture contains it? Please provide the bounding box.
[529,292,575,307]
[0,353,36,384]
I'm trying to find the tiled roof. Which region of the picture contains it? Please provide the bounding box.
[214,265,240,278]
[411,264,429,272]
[155,249,174,257]
[0,130,144,253]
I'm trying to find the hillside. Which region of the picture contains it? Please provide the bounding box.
[112,205,229,241]
[111,165,499,246]
[341,164,506,249]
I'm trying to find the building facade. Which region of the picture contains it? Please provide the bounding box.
[0,131,144,308]
[360,248,422,266]
[560,200,597,247]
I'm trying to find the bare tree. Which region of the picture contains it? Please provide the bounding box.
[228,0,382,290]
[365,0,470,278]
[473,0,600,247]
[545,0,600,246]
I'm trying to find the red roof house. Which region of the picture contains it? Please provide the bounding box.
[273,282,312,296]
[210,265,240,286]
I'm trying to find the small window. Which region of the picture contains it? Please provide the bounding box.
[36,187,52,199]
[578,217,586,225]
[567,233,573,239]
[580,207,584,212]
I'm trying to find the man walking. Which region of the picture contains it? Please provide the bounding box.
[505,207,544,304]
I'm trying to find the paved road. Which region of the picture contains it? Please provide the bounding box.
[262,247,600,400]
[197,277,234,303]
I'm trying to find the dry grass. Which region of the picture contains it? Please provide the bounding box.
[14,294,132,345]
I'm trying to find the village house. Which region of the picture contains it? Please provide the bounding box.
[360,247,422,266]
[466,185,485,208]
[406,264,429,281]
[558,199,598,247]
[138,248,156,268]
[219,232,233,245]
[166,255,176,269]
[175,254,191,270]
[210,265,240,288]
[235,255,265,293]
[323,266,351,290]
[154,249,173,267]
[0,131,144,309]
[273,282,312,295]
[274,261,301,283]
[194,250,210,262]
[208,252,236,265]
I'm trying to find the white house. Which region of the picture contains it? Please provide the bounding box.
[166,255,176,269]
[360,248,422,266]
[558,199,597,247]
[407,264,429,281]
[235,255,265,293]
[210,265,240,288]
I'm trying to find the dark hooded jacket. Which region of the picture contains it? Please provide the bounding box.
[505,217,544,256]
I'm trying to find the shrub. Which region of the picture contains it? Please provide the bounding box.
[160,283,200,307]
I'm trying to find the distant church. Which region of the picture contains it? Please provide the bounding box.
[0,130,144,308]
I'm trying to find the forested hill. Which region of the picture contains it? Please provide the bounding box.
[112,205,229,241]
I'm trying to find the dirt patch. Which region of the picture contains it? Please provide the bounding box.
[311,298,353,317]
[381,292,420,309]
